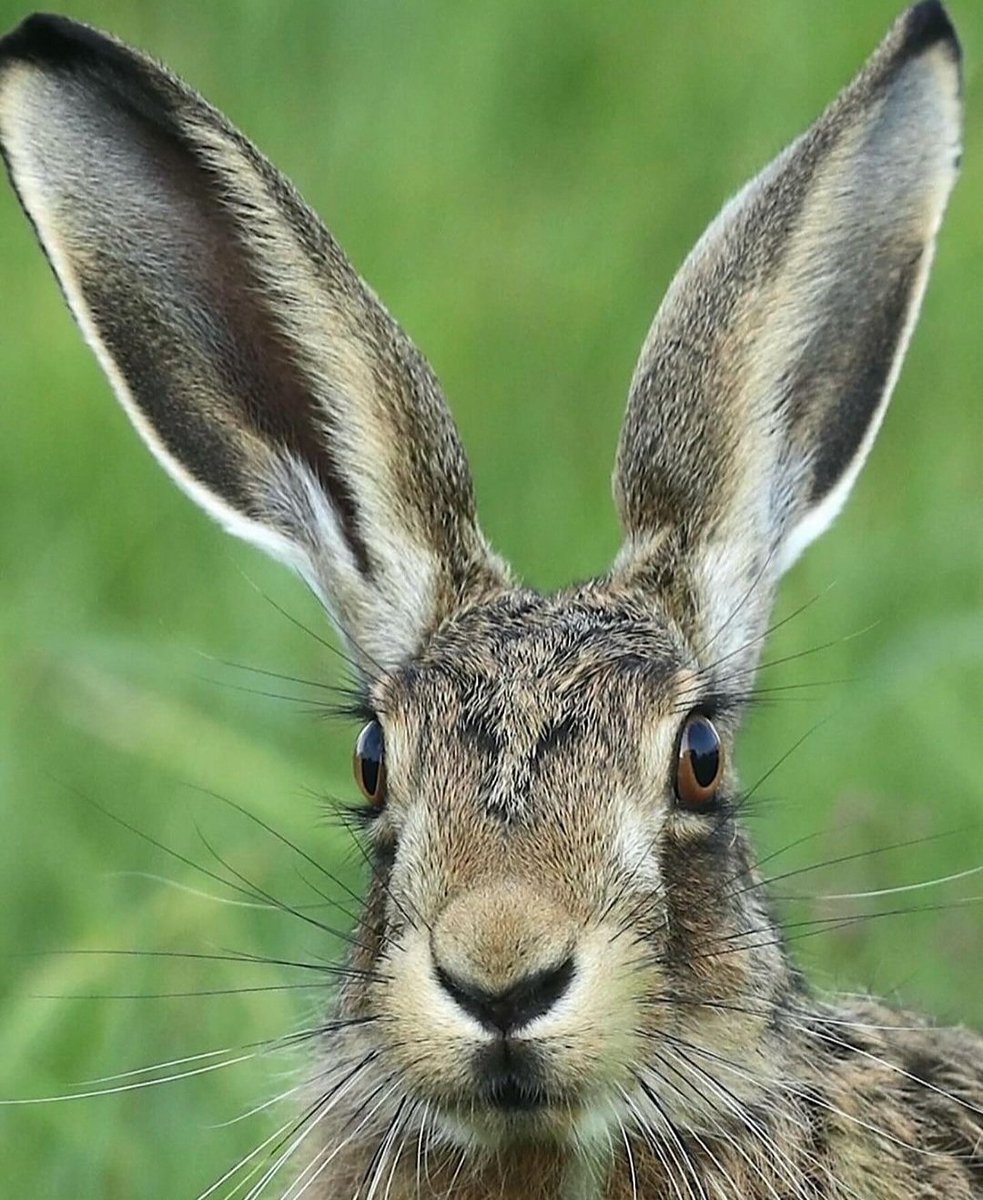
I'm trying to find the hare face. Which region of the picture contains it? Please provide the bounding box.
[337,588,784,1149]
[0,4,968,1194]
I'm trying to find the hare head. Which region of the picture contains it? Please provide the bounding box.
[0,2,965,1190]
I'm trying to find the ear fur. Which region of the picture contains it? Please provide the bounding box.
[0,14,507,672]
[612,2,961,664]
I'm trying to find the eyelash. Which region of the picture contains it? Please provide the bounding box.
[351,806,386,830]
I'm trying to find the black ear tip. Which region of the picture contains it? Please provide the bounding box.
[900,1,961,64]
[0,12,109,71]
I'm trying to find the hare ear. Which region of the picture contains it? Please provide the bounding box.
[612,3,960,664]
[0,15,506,672]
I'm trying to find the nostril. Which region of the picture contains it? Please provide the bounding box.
[434,954,575,1035]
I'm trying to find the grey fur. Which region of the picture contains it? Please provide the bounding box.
[0,4,979,1198]
[0,14,506,672]
[613,4,961,677]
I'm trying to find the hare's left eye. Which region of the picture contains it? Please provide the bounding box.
[675,714,723,809]
[354,720,387,808]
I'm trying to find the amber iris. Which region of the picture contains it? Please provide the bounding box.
[354,720,387,807]
[675,714,723,808]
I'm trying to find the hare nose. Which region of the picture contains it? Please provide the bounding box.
[434,955,575,1035]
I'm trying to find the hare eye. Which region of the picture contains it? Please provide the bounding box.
[354,720,387,807]
[675,714,723,809]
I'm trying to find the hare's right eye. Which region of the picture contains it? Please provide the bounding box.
[354,720,387,808]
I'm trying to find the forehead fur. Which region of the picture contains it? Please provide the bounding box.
[385,584,692,708]
[373,584,704,820]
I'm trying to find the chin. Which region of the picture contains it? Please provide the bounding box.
[436,1098,619,1158]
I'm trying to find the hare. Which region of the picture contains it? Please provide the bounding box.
[1,3,980,1197]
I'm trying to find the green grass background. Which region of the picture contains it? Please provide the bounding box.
[0,1,981,1195]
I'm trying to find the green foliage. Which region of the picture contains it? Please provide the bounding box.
[0,2,980,1195]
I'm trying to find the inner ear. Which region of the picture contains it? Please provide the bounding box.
[70,102,373,572]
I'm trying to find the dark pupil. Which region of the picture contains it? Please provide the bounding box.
[359,722,384,796]
[687,720,720,788]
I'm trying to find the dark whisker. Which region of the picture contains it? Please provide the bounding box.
[323,792,428,934]
[196,675,341,713]
[193,825,372,955]
[730,829,969,899]
[696,543,780,659]
[242,574,384,683]
[187,784,368,919]
[712,896,983,945]
[690,897,982,963]
[699,582,833,676]
[733,718,830,814]
[202,654,357,697]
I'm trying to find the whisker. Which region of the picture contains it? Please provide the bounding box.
[631,1074,697,1200]
[323,794,427,934]
[793,1020,983,1118]
[236,573,360,672]
[358,1094,408,1200]
[239,573,383,683]
[640,1057,785,1200]
[688,896,983,964]
[39,1018,373,1091]
[238,1051,383,1200]
[695,543,782,660]
[617,1112,639,1200]
[187,784,369,919]
[198,675,339,713]
[195,1118,299,1200]
[195,651,356,697]
[754,622,878,676]
[655,1028,972,1163]
[0,1050,263,1105]
[381,1100,418,1200]
[729,828,969,899]
[61,786,356,946]
[414,1099,430,1198]
[713,895,982,944]
[278,1072,404,1200]
[776,862,983,902]
[25,975,369,1001]
[106,872,303,910]
[8,947,341,972]
[734,718,830,813]
[194,825,371,954]
[664,1045,828,1200]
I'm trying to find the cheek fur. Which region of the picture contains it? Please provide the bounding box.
[611,803,665,890]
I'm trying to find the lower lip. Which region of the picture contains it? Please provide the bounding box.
[484,1080,553,1112]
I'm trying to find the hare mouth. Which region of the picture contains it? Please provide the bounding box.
[463,1038,583,1121]
[482,1075,553,1113]
[473,1040,555,1112]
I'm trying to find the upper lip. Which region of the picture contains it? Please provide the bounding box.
[474,1038,560,1112]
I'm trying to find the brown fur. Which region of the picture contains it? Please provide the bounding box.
[0,4,979,1198]
[307,589,983,1198]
